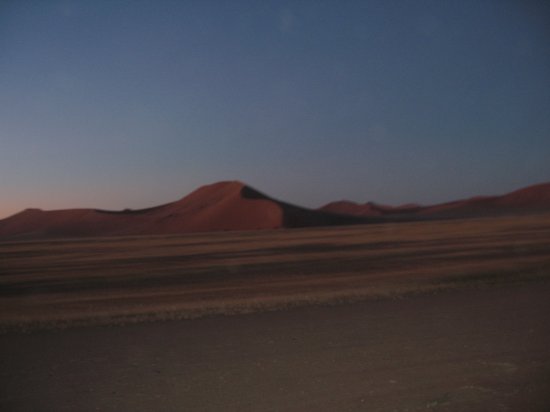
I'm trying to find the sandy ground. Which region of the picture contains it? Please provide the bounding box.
[2,214,550,328]
[1,281,549,412]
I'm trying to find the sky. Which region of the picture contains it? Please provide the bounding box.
[1,0,549,218]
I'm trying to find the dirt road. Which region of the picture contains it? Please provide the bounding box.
[1,281,549,411]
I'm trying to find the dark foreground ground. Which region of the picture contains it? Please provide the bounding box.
[1,281,549,412]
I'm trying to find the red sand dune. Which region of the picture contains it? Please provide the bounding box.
[320,182,550,218]
[2,181,549,239]
[0,181,369,239]
[419,182,550,217]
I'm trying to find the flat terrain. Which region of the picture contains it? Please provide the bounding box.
[1,214,550,410]
[1,214,550,328]
[1,281,549,411]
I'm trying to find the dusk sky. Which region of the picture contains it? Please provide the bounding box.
[1,0,549,218]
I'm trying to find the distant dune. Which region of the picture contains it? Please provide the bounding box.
[321,182,550,218]
[320,201,422,217]
[1,181,549,239]
[0,181,370,239]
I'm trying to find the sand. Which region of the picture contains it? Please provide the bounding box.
[0,181,371,239]
[1,212,549,410]
[1,213,550,328]
[1,281,549,411]
[320,182,550,218]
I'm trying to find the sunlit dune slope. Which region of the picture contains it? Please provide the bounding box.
[321,182,550,218]
[2,181,549,239]
[0,181,369,239]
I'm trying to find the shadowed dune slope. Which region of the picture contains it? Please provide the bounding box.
[319,201,384,217]
[0,181,372,239]
[2,181,549,239]
[321,201,421,216]
[321,182,550,218]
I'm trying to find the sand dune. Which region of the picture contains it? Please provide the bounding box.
[2,181,549,239]
[321,182,550,218]
[0,181,369,239]
[418,182,550,217]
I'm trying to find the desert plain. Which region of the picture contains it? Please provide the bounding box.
[1,213,550,411]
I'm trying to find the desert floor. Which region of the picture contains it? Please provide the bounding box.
[1,214,550,410]
[1,214,550,328]
[1,281,549,411]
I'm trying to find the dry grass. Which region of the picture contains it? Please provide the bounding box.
[1,213,550,331]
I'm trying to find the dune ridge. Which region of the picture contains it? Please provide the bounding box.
[1,181,549,239]
[0,181,370,239]
[321,182,550,218]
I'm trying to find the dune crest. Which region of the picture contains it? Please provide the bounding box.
[320,182,550,218]
[0,181,368,239]
[1,181,549,239]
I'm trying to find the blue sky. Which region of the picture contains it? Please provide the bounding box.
[1,0,549,217]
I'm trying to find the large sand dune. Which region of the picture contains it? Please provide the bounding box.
[2,181,549,239]
[0,181,369,239]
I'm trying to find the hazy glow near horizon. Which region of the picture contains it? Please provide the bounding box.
[1,1,549,219]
